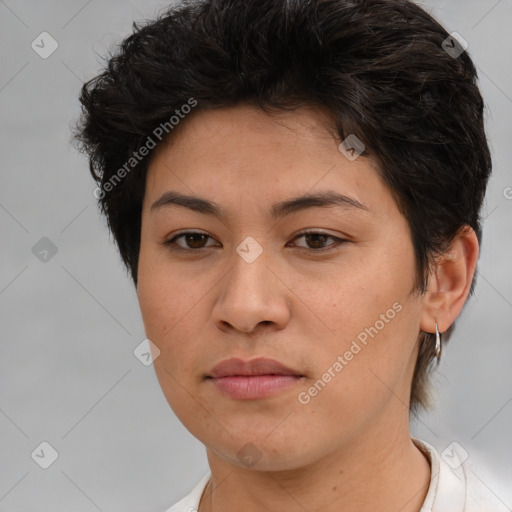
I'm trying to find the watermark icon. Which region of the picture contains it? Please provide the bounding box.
[297,301,403,404]
[32,237,58,263]
[338,134,365,161]
[236,236,263,263]
[441,32,468,59]
[237,442,262,468]
[441,441,469,470]
[31,32,59,59]
[93,98,198,200]
[31,441,59,469]
[134,338,161,366]
[503,186,512,200]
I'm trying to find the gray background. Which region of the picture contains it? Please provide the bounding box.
[1,0,511,510]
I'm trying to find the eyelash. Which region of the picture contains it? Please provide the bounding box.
[162,230,348,253]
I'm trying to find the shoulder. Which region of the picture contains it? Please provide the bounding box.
[464,466,510,512]
[414,438,510,512]
[164,472,211,512]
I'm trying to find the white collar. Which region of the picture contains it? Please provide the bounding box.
[414,438,467,511]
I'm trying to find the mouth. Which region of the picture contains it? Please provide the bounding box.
[205,357,305,400]
[207,374,304,400]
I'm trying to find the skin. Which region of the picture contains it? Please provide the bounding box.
[136,104,479,512]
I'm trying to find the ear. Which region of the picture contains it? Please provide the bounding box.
[419,226,480,335]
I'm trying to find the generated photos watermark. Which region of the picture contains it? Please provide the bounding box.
[297,301,403,404]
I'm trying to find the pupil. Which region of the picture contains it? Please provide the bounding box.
[306,233,326,249]
[187,234,206,248]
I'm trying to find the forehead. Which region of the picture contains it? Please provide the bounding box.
[143,105,395,219]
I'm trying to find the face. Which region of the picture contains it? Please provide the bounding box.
[137,104,425,471]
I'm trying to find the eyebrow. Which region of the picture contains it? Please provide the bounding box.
[150,190,369,219]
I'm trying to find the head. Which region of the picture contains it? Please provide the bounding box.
[76,0,490,470]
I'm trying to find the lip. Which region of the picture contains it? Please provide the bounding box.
[206,357,304,400]
[207,357,302,378]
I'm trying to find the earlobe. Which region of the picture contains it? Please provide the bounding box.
[419,226,480,335]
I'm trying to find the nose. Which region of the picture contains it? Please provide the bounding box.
[211,243,291,335]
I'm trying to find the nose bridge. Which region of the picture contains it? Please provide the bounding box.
[212,236,290,333]
[229,235,271,295]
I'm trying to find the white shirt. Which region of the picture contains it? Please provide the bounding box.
[165,439,509,512]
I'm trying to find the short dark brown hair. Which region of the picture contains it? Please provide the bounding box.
[75,0,492,414]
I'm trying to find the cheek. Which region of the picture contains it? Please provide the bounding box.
[137,246,218,387]
[308,253,406,335]
[137,277,199,371]
[137,242,199,338]
[294,305,417,438]
[137,263,204,419]
[298,246,418,400]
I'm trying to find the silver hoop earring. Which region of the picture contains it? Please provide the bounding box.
[435,322,442,362]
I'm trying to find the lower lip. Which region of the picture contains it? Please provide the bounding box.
[208,375,303,399]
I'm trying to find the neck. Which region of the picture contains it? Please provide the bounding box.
[199,416,431,512]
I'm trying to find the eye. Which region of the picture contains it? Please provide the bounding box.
[290,230,348,251]
[163,230,348,252]
[163,231,219,250]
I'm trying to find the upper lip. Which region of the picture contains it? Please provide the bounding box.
[207,357,302,378]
